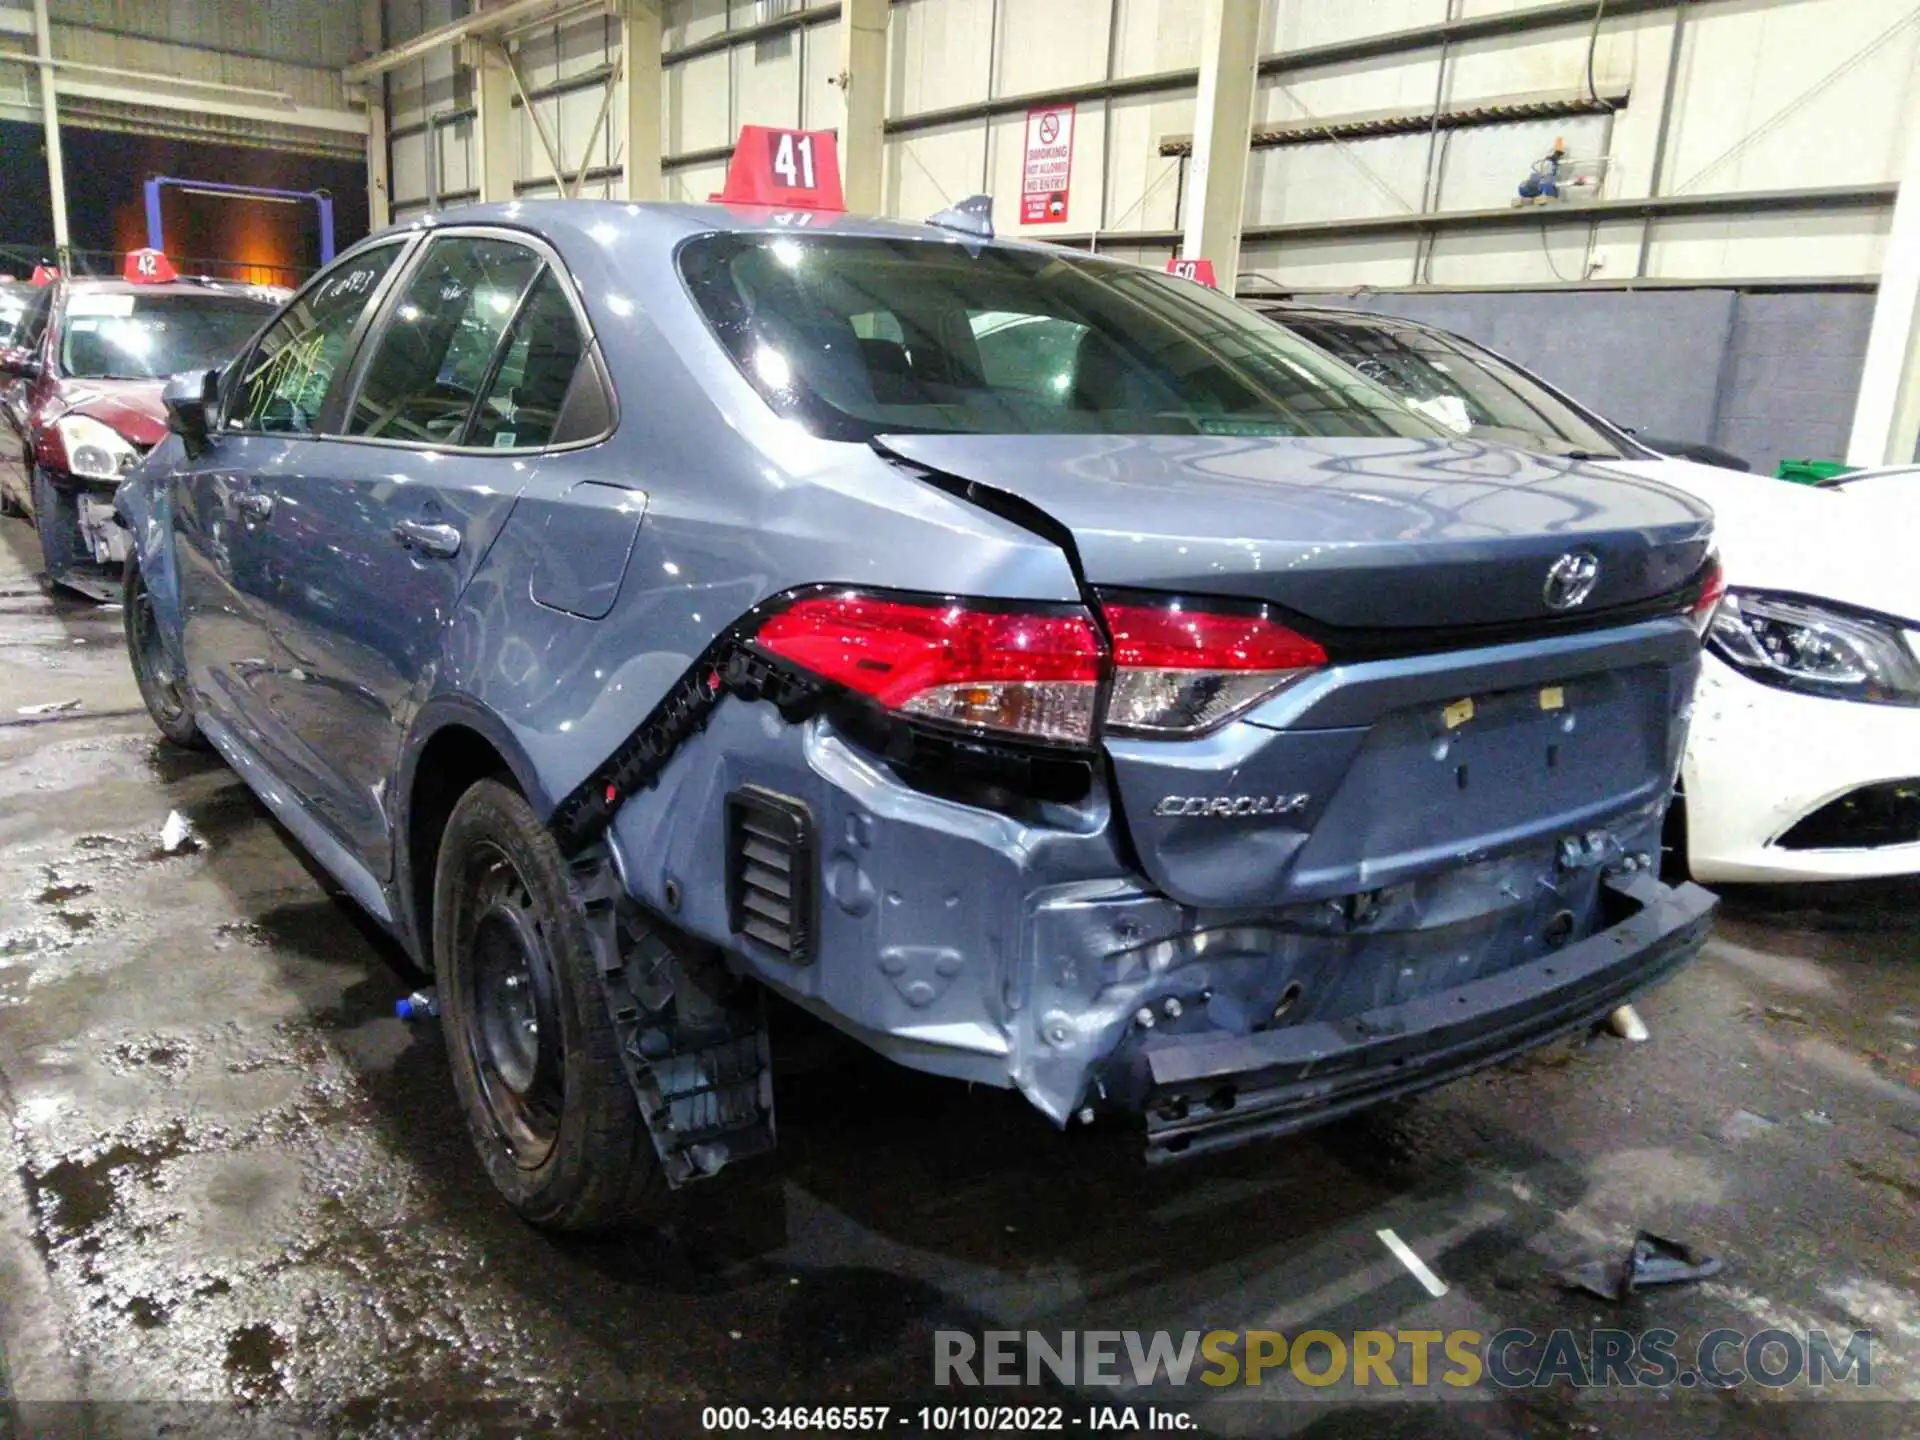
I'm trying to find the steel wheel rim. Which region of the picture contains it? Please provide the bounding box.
[460,842,564,1169]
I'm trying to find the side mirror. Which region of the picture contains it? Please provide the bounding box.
[0,349,41,381]
[163,369,219,458]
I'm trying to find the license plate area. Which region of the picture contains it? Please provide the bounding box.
[1288,666,1668,891]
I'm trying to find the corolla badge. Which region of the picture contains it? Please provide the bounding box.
[1542,550,1601,610]
[1153,793,1311,819]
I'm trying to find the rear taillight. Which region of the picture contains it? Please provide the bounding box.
[751,592,1104,744]
[749,589,1329,746]
[1689,553,1726,637]
[1101,600,1328,735]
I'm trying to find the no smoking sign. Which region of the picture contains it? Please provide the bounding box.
[1021,104,1075,226]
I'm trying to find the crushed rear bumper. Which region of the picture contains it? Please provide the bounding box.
[1139,872,1715,1161]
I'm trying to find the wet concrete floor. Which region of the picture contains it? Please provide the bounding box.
[0,520,1914,1439]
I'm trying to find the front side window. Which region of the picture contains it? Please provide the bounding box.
[345,236,544,443]
[60,292,274,381]
[231,243,404,435]
[678,235,1437,443]
[1283,317,1626,460]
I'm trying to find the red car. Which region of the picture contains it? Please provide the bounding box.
[0,252,281,598]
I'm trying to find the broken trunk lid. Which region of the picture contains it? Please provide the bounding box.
[875,433,1713,631]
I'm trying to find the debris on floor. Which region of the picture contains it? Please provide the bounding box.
[1378,1226,1450,1298]
[395,988,439,1022]
[17,699,81,716]
[1556,1232,1723,1302]
[158,811,199,854]
[1607,1003,1649,1042]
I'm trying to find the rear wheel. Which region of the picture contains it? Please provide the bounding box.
[123,552,208,750]
[434,778,664,1231]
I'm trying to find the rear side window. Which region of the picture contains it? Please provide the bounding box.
[678,234,1436,443]
[231,244,403,434]
[467,269,588,450]
[345,236,543,443]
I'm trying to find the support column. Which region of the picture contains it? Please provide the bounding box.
[467,37,518,205]
[31,0,69,267]
[838,0,887,216]
[620,0,663,201]
[1179,0,1263,290]
[1847,101,1920,466]
[361,0,391,229]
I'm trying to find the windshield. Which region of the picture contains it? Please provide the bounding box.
[61,292,274,380]
[678,235,1440,443]
[1278,315,1628,460]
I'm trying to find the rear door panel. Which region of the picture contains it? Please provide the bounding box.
[249,445,524,868]
[239,233,590,877]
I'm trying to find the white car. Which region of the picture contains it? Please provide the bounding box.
[1816,462,1920,500]
[1260,304,1920,884]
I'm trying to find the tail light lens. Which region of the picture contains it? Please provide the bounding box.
[1102,601,1328,735]
[1689,553,1726,637]
[749,590,1330,746]
[752,593,1103,744]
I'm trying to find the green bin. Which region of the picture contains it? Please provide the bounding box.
[1774,458,1854,485]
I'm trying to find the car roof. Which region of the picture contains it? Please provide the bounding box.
[377,197,1104,265]
[60,276,277,301]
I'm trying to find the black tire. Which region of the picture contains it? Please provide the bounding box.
[433,778,664,1232]
[33,468,85,589]
[123,552,209,750]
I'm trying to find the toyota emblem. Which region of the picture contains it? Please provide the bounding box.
[1543,550,1601,610]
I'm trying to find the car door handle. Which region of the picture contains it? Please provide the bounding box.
[392,518,462,558]
[234,491,274,521]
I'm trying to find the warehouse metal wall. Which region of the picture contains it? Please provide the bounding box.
[1321,286,1877,473]
[1242,0,1919,289]
[0,0,363,156]
[381,0,1920,287]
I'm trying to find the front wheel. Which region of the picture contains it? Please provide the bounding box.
[124,552,208,750]
[434,778,665,1231]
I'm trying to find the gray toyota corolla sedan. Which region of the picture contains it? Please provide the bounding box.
[117,198,1721,1230]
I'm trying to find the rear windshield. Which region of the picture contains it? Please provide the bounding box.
[1280,315,1628,461]
[61,292,274,380]
[678,234,1439,443]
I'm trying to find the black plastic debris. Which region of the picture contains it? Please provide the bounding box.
[1556,1232,1723,1301]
